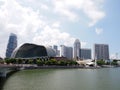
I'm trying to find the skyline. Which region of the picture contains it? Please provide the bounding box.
[0,0,120,58]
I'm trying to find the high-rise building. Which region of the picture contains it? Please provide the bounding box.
[53,45,58,52]
[73,39,81,60]
[6,33,17,58]
[53,45,60,57]
[66,47,73,60]
[80,48,91,59]
[56,50,60,57]
[94,44,109,60]
[60,45,67,57]
[60,45,73,60]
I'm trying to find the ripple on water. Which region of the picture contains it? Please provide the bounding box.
[2,68,120,90]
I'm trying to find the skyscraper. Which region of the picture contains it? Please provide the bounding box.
[80,48,91,59]
[94,44,109,60]
[73,39,81,60]
[53,45,60,57]
[53,45,58,52]
[60,45,73,60]
[60,45,66,57]
[6,33,17,58]
[66,47,73,60]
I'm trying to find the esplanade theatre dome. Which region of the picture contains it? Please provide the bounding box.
[11,43,56,58]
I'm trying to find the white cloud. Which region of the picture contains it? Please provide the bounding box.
[52,21,60,28]
[83,0,105,26]
[0,0,75,57]
[95,28,103,35]
[81,42,87,48]
[0,0,106,57]
[40,4,49,10]
[110,53,120,59]
[52,0,105,26]
[110,54,116,59]
[33,25,75,46]
[52,0,79,21]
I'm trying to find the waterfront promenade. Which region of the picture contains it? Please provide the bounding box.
[0,64,86,78]
[0,64,20,77]
[2,63,116,78]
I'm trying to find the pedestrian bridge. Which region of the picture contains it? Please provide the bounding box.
[0,64,20,77]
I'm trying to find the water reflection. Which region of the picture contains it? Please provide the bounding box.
[2,68,120,90]
[0,71,18,90]
[0,77,6,90]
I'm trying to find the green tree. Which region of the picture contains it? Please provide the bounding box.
[28,59,34,64]
[71,61,78,65]
[0,60,4,64]
[10,58,16,64]
[5,58,11,64]
[97,60,105,66]
[111,60,118,65]
[36,59,44,66]
[59,60,67,66]
[45,60,51,65]
[18,59,23,64]
[50,59,57,65]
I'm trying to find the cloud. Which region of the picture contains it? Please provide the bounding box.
[81,42,87,48]
[95,28,103,35]
[110,53,120,59]
[110,54,116,59]
[52,0,105,26]
[0,0,105,57]
[0,0,75,57]
[83,0,105,26]
[52,21,61,28]
[40,4,49,10]
[33,25,75,46]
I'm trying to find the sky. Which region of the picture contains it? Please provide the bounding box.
[0,0,120,59]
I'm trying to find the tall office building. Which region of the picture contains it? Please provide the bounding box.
[53,45,58,52]
[73,39,81,60]
[60,45,73,60]
[53,45,60,57]
[60,45,66,57]
[66,47,73,60]
[80,48,91,59]
[6,33,17,58]
[94,44,109,60]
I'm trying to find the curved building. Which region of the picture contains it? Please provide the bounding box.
[73,39,81,60]
[11,43,56,58]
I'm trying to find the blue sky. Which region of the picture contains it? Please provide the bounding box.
[0,0,120,59]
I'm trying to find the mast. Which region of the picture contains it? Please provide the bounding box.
[94,54,97,67]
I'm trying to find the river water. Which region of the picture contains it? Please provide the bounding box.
[1,68,120,90]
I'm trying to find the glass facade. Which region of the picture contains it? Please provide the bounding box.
[11,43,56,58]
[6,33,17,58]
[60,45,73,60]
[80,49,91,59]
[94,44,109,60]
[74,39,81,59]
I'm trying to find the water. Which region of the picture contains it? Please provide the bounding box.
[1,68,120,90]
